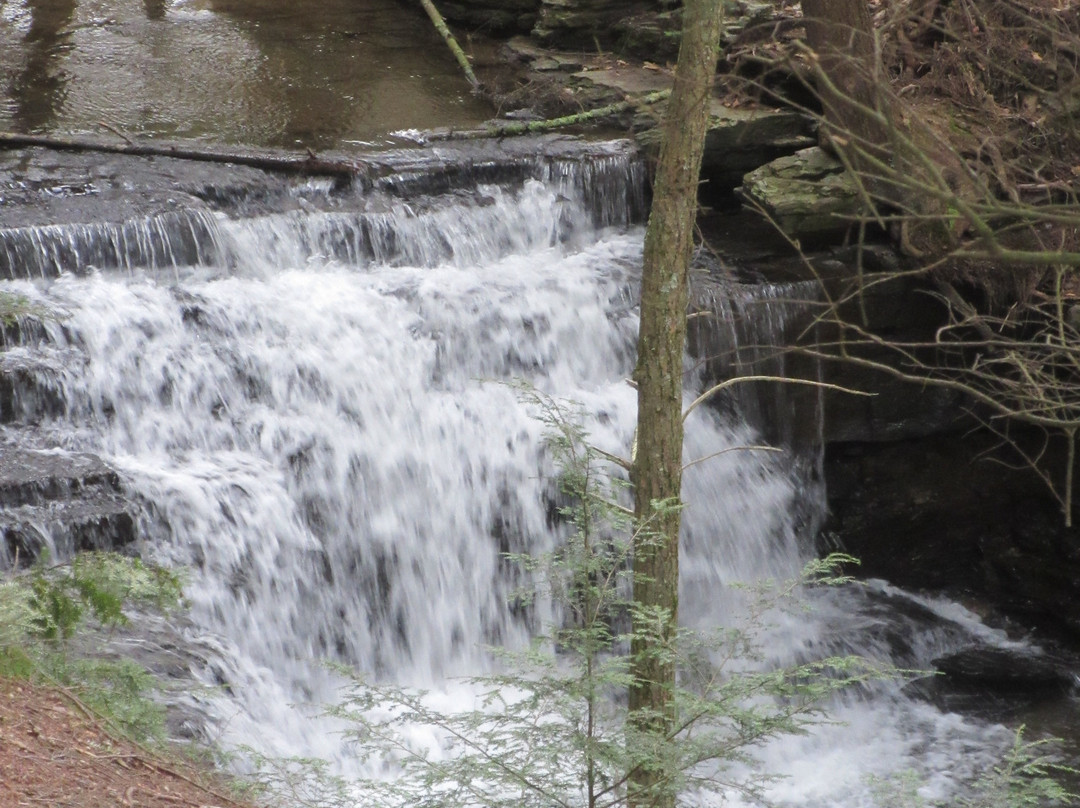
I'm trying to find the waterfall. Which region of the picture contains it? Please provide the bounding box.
[0,141,1026,804]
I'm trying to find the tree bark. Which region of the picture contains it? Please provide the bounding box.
[628,1,724,806]
[801,0,889,171]
[417,0,480,89]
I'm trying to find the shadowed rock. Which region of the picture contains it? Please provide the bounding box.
[932,646,1075,693]
[0,444,137,568]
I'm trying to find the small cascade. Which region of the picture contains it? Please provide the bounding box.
[0,139,646,282]
[687,275,827,544]
[0,208,223,279]
[690,276,824,451]
[0,140,1046,805]
[215,149,647,273]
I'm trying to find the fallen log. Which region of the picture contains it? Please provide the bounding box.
[418,0,480,90]
[427,89,671,141]
[0,131,372,179]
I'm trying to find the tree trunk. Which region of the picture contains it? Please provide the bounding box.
[628,1,724,806]
[801,0,888,171]
[801,1,957,256]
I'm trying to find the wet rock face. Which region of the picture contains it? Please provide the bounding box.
[824,431,1080,640]
[0,443,137,569]
[932,646,1075,694]
[0,286,139,568]
[905,644,1080,721]
[0,148,276,279]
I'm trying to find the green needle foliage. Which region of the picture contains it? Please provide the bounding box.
[0,551,184,742]
[321,389,877,808]
[959,729,1079,808]
[24,551,184,642]
[873,727,1079,808]
[0,290,52,327]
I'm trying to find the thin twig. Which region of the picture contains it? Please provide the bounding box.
[682,375,874,423]
[682,445,782,472]
[96,120,135,145]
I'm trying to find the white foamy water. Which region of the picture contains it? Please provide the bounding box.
[2,153,1023,804]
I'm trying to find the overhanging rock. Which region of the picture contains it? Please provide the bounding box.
[636,100,815,192]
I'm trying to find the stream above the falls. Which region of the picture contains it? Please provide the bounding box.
[0,0,493,148]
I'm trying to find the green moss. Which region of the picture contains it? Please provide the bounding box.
[0,291,54,327]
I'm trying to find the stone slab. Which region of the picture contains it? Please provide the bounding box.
[739,146,863,238]
[572,66,672,96]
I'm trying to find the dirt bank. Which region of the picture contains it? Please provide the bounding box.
[0,678,258,808]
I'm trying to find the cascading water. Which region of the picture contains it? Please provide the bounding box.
[0,141,1036,804]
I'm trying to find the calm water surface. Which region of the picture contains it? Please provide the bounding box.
[0,0,494,148]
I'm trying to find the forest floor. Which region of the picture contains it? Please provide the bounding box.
[0,678,258,808]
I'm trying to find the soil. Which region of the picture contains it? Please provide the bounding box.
[0,678,259,808]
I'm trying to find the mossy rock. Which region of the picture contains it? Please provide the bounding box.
[533,0,653,48]
[637,101,815,190]
[739,147,863,239]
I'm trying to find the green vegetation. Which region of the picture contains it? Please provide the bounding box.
[0,290,53,327]
[873,728,1078,808]
[0,551,184,742]
[958,729,1078,808]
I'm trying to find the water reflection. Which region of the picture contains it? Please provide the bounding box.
[0,0,492,148]
[206,0,491,148]
[9,0,78,133]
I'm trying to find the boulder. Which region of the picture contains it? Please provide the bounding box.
[535,0,778,54]
[503,36,587,73]
[701,103,816,190]
[720,0,777,43]
[739,146,864,240]
[933,646,1075,694]
[612,10,683,61]
[438,0,541,33]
